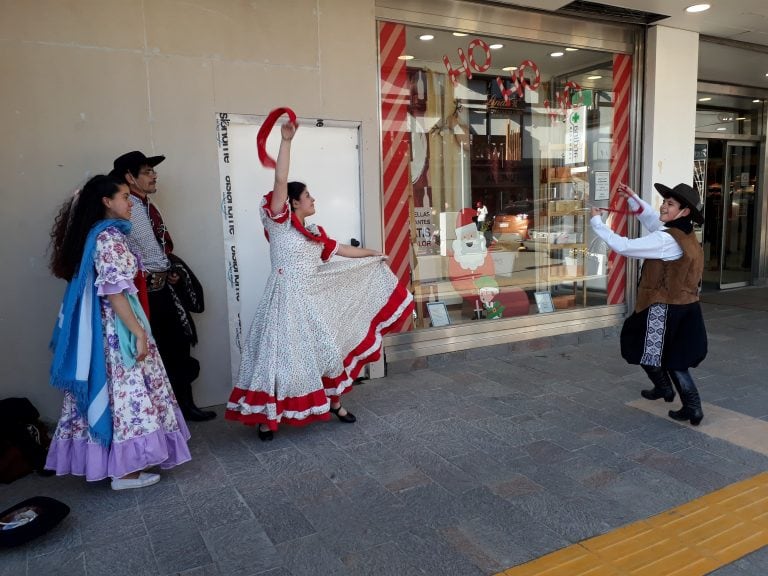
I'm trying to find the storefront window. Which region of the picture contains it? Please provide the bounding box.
[378,22,633,330]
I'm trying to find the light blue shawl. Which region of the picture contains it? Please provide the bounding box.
[49,219,132,447]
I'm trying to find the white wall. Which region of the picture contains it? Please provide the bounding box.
[0,0,380,420]
[642,26,699,208]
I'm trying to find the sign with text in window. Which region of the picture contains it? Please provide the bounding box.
[565,106,586,165]
[413,207,434,253]
[594,171,610,201]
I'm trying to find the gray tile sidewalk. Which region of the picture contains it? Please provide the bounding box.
[2,288,768,575]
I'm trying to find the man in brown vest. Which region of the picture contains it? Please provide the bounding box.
[590,182,707,426]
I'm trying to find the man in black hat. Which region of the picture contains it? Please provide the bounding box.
[110,151,215,422]
[590,182,707,426]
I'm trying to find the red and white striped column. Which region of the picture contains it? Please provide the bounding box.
[607,53,632,305]
[379,21,413,331]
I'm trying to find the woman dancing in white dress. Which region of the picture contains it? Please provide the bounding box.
[226,121,413,440]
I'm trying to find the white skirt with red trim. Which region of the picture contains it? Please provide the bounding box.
[226,256,413,430]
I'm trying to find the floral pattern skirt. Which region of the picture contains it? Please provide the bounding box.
[45,304,191,481]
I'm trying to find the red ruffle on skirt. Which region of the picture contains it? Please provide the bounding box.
[226,280,413,429]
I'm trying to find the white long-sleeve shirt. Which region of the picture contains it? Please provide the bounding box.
[590,194,683,261]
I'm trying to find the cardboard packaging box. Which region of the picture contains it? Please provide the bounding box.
[555,200,583,213]
[552,294,576,308]
[551,264,583,278]
[548,200,558,213]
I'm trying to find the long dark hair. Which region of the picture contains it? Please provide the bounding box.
[287,181,306,211]
[49,175,124,280]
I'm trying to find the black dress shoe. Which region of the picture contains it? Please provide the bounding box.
[257,426,274,441]
[329,406,356,423]
[182,405,216,422]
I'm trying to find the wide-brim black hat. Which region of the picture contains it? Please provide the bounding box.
[654,182,704,225]
[112,150,165,176]
[0,496,70,547]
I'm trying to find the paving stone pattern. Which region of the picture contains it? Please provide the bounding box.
[2,288,768,575]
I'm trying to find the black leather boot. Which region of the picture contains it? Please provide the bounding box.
[668,370,703,426]
[181,402,216,422]
[640,365,675,402]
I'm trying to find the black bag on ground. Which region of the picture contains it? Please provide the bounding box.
[0,397,53,483]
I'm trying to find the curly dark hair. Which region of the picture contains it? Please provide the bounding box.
[49,175,124,280]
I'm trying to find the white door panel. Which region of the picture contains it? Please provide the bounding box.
[217,114,362,378]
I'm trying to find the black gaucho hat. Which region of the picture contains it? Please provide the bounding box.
[0,497,70,547]
[654,182,704,225]
[111,150,165,177]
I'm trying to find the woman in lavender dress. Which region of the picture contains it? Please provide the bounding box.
[45,175,191,490]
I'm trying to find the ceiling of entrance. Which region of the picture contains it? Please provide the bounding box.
[501,0,768,46]
[481,1,768,89]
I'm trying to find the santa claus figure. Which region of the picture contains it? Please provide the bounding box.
[449,208,495,296]
[452,208,488,272]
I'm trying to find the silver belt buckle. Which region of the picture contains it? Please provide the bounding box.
[147,271,167,291]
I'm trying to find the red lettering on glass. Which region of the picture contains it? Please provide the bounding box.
[467,39,491,73]
[495,76,515,103]
[442,54,465,84]
[517,60,541,92]
[458,48,472,80]
[443,38,491,84]
[495,59,542,103]
[544,81,583,122]
[440,44,582,121]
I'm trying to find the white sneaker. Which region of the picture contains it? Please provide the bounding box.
[110,472,161,491]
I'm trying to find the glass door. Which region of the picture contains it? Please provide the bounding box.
[721,142,758,287]
[701,140,758,288]
[701,140,725,287]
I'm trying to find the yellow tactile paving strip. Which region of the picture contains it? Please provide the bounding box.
[496,471,768,576]
[496,403,768,576]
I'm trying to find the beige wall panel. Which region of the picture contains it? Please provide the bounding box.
[0,0,144,49]
[0,43,150,185]
[317,0,382,248]
[1,0,382,420]
[143,55,232,407]
[0,42,152,418]
[145,0,318,65]
[212,60,322,116]
[317,0,377,116]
